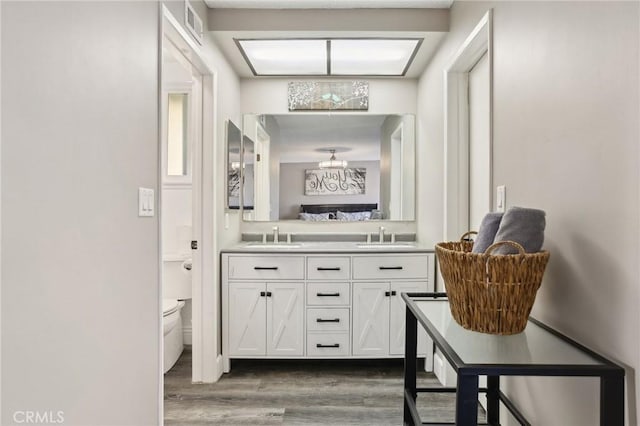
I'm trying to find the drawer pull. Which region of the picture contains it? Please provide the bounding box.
[316,267,341,271]
[316,343,340,348]
[316,292,340,297]
[316,318,340,323]
[254,266,278,270]
[379,266,403,270]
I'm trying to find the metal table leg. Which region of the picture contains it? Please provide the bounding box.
[600,371,624,426]
[486,375,500,425]
[404,307,418,425]
[456,372,479,426]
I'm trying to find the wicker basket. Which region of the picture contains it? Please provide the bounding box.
[436,232,550,335]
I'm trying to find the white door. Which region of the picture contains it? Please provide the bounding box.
[389,281,430,356]
[228,282,266,356]
[353,282,390,356]
[266,282,304,356]
[468,51,491,230]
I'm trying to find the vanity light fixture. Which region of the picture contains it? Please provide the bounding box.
[235,38,423,76]
[318,150,348,169]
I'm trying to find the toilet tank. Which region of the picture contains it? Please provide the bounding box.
[163,259,192,299]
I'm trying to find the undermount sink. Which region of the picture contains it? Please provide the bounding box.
[245,243,303,249]
[356,243,417,249]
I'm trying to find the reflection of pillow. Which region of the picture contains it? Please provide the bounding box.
[337,211,372,221]
[298,212,332,221]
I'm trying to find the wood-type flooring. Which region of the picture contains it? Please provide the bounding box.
[164,348,485,425]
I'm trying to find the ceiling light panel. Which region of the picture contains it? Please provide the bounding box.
[331,39,421,75]
[237,39,327,76]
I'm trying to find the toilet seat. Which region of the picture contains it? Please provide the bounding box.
[163,299,183,317]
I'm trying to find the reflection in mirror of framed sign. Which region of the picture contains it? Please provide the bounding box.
[288,81,369,111]
[305,168,366,196]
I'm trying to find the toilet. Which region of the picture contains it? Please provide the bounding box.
[163,258,192,373]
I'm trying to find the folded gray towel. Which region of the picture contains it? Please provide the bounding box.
[472,212,504,253]
[492,207,546,254]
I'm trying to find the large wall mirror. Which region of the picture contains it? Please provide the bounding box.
[241,113,416,222]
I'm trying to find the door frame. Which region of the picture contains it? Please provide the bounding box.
[443,10,494,242]
[160,4,221,391]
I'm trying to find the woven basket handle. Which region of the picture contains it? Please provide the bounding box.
[460,231,478,242]
[484,240,525,255]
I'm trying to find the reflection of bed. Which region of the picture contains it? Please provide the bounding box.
[299,203,379,221]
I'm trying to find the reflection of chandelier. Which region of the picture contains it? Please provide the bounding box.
[318,149,348,169]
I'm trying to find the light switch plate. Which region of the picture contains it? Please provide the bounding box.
[138,187,155,217]
[496,185,506,213]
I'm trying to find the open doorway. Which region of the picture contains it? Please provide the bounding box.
[160,5,220,394]
[160,33,201,377]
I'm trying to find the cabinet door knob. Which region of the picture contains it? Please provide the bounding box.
[260,291,266,297]
[266,291,272,297]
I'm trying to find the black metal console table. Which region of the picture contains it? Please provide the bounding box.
[402,293,625,426]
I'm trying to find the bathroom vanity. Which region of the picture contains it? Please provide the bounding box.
[220,243,435,373]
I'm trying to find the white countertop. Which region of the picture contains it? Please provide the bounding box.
[222,241,434,253]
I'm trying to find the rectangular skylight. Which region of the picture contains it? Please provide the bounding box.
[331,39,421,76]
[236,38,423,77]
[236,39,327,75]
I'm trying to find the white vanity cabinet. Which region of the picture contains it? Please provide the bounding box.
[352,255,432,357]
[224,255,305,359]
[222,250,434,372]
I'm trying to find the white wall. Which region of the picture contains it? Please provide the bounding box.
[2,1,160,425]
[417,1,639,424]
[279,161,380,220]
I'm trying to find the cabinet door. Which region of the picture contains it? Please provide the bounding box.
[389,281,430,356]
[353,282,390,356]
[228,282,266,356]
[266,282,304,356]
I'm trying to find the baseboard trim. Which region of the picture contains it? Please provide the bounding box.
[183,325,192,345]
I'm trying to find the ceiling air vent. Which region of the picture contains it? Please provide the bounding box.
[185,0,203,45]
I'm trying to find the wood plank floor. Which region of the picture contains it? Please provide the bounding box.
[164,348,485,425]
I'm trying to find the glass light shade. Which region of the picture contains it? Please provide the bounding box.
[318,159,348,169]
[330,39,420,75]
[238,39,327,75]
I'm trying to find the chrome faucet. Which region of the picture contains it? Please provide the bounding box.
[272,226,279,244]
[379,226,385,243]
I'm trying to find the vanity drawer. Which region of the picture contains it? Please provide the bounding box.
[352,255,430,280]
[307,282,350,306]
[307,308,350,332]
[227,256,304,280]
[307,333,350,357]
[307,256,351,280]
